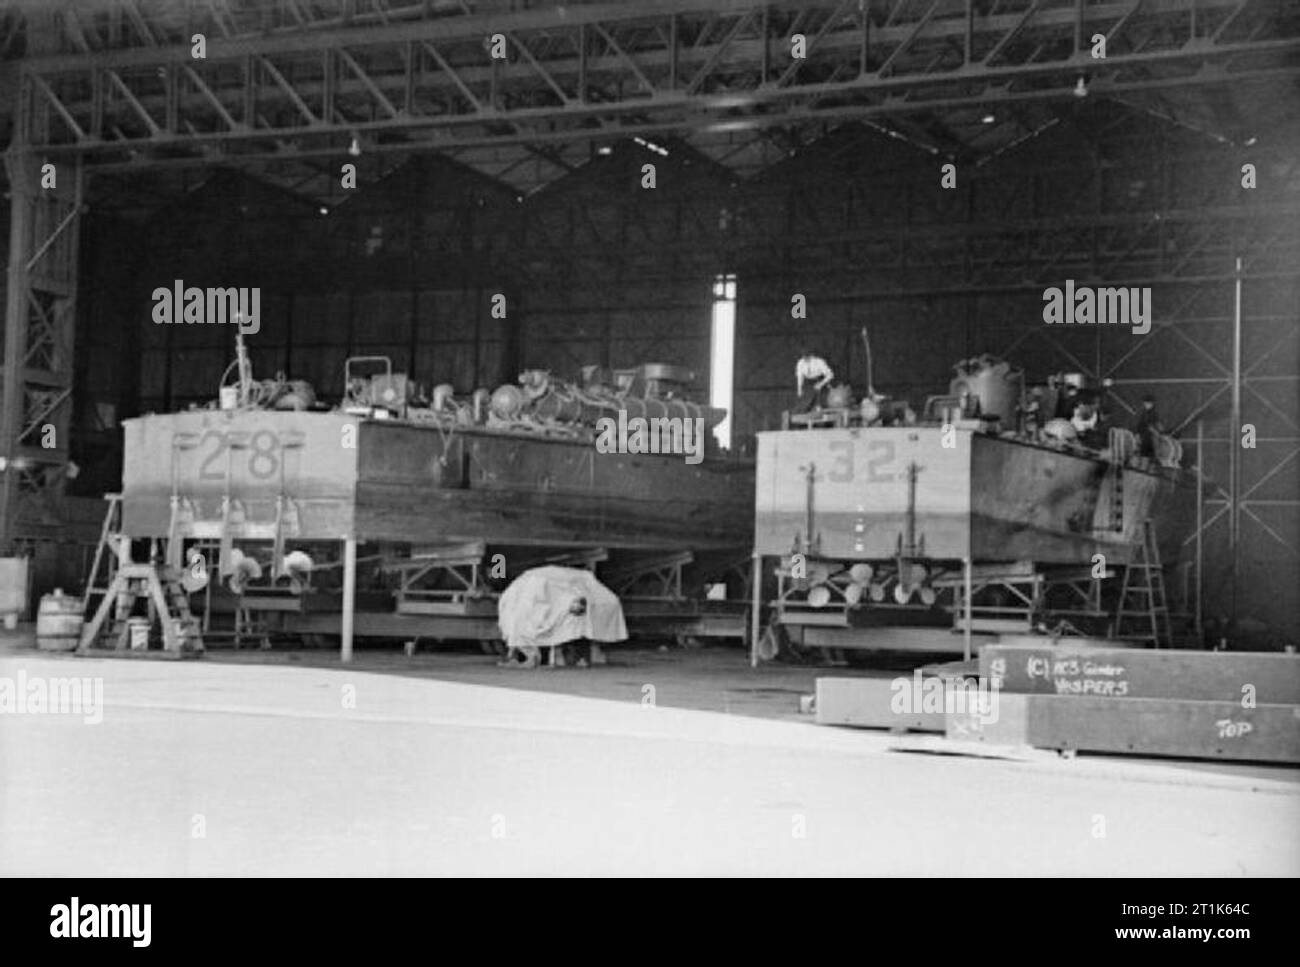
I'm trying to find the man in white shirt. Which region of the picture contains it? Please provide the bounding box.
[795,353,835,412]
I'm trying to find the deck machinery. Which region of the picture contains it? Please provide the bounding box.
[107,343,755,655]
[751,356,1198,659]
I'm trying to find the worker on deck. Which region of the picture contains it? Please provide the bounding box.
[1072,393,1109,449]
[1132,393,1164,459]
[1053,378,1082,420]
[1023,386,1046,437]
[1070,399,1099,441]
[795,352,835,413]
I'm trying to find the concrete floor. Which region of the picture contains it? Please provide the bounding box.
[2,630,1298,876]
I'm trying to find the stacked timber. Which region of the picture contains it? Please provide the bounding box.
[947,639,1300,764]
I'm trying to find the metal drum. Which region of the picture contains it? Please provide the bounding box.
[950,356,1024,424]
[0,557,28,628]
[273,380,317,411]
[825,385,853,409]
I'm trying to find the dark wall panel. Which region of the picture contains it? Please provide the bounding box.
[73,112,1300,641]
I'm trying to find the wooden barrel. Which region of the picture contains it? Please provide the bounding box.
[35,589,84,652]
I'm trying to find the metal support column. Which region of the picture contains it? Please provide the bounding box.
[963,556,973,662]
[1229,256,1242,633]
[341,536,356,663]
[1195,419,1204,643]
[0,147,83,554]
[749,551,762,667]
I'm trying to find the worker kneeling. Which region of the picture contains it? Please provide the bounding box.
[496,566,628,669]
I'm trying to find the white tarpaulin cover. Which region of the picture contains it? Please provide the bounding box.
[497,566,628,654]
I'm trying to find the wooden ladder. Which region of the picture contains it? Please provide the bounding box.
[83,493,123,620]
[1115,519,1171,648]
[78,562,205,657]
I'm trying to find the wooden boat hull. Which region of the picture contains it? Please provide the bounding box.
[121,411,754,550]
[755,426,1194,567]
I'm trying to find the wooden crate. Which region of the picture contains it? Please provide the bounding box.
[816,676,953,732]
[946,693,1300,763]
[979,641,1300,704]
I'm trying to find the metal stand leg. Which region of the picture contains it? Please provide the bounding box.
[341,536,356,663]
[750,552,762,668]
[963,556,973,663]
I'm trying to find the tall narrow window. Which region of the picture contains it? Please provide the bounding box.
[710,274,737,451]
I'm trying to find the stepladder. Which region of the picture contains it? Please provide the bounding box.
[1114,519,1172,648]
[78,562,205,657]
[82,494,123,630]
[79,502,204,658]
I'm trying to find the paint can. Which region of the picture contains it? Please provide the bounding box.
[127,617,151,650]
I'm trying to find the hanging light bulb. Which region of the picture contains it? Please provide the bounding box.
[1074,76,1088,98]
[348,135,361,157]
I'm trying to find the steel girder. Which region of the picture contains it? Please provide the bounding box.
[508,196,1300,289]
[8,0,1299,168]
[0,151,82,551]
[498,132,1300,290]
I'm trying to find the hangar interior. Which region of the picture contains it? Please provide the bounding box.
[0,0,1296,648]
[2,0,1300,881]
